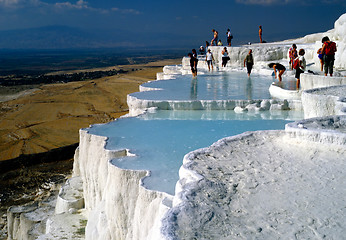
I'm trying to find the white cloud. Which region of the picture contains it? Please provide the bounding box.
[0,0,140,15]
[111,7,140,15]
[0,0,49,9]
[55,0,88,10]
[0,0,24,8]
[53,1,140,14]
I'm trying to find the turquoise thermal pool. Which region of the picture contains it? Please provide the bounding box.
[87,110,303,195]
[131,72,276,100]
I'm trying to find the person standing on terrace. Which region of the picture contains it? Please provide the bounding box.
[221,47,230,67]
[289,44,298,70]
[192,48,197,58]
[259,25,263,43]
[211,29,218,46]
[295,49,306,89]
[227,28,233,46]
[317,46,324,72]
[321,36,337,76]
[206,49,215,71]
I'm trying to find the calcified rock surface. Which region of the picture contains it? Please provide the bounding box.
[166,116,346,239]
[302,84,346,119]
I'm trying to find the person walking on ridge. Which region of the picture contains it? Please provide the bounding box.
[227,28,233,46]
[211,29,218,46]
[259,25,263,43]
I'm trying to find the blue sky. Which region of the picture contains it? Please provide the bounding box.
[0,0,345,48]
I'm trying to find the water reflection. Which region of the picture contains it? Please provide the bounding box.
[272,78,297,90]
[190,77,198,100]
[245,77,253,100]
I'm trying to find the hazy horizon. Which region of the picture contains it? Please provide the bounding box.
[0,1,344,49]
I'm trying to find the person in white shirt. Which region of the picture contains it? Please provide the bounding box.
[205,49,214,71]
[295,49,306,89]
[227,28,232,46]
[221,47,229,67]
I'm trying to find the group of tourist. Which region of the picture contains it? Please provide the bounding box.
[265,36,337,89]
[272,36,337,88]
[319,36,337,77]
[188,33,337,89]
[210,28,233,47]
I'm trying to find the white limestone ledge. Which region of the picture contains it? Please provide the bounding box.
[301,85,346,118]
[55,176,84,214]
[269,74,346,108]
[269,83,301,100]
[7,195,56,240]
[127,95,301,116]
[7,202,42,240]
[301,74,346,91]
[285,115,346,146]
[73,128,173,240]
[165,115,346,239]
[37,212,87,240]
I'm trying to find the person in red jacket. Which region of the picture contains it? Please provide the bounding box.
[321,36,337,76]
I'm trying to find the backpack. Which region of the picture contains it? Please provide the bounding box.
[293,57,300,70]
[324,41,336,55]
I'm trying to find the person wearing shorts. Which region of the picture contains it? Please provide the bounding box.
[268,62,286,81]
[244,49,254,77]
[206,49,214,71]
[188,53,198,77]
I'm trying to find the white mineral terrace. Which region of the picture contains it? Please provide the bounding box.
[168,118,346,239]
[7,13,346,240]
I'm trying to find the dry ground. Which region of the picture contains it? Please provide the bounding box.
[0,59,180,238]
[0,59,180,162]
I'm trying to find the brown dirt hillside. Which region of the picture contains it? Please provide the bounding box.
[0,58,181,163]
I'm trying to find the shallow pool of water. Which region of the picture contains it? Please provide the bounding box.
[87,110,303,195]
[131,72,274,101]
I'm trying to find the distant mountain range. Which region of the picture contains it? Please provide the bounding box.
[0,25,320,50]
[0,25,197,49]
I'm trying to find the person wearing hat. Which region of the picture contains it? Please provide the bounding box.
[199,45,205,55]
[205,49,215,71]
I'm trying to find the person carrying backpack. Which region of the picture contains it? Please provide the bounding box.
[321,36,337,76]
